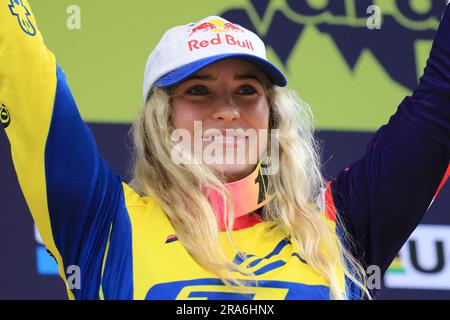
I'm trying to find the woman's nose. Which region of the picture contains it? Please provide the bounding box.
[211,97,241,122]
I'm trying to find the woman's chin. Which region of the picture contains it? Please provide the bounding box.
[208,163,256,183]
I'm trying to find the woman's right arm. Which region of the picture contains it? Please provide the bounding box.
[0,0,125,299]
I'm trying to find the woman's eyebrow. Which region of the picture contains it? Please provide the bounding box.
[234,74,262,82]
[187,75,216,81]
[185,73,263,83]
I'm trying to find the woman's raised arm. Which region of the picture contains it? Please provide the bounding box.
[0,0,125,299]
[330,3,450,278]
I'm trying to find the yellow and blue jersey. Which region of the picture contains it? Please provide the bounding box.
[1,0,449,300]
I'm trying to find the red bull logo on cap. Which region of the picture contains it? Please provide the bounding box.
[188,18,244,37]
[187,18,255,52]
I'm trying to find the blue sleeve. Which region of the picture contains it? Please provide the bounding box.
[330,4,450,275]
[46,67,124,299]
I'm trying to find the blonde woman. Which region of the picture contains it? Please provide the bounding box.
[1,0,449,300]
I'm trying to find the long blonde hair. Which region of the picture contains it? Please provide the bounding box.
[130,83,370,299]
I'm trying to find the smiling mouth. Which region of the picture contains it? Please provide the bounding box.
[202,135,248,146]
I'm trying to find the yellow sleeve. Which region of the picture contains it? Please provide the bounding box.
[0,0,123,300]
[0,0,64,288]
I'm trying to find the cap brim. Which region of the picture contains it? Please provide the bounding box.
[154,54,287,88]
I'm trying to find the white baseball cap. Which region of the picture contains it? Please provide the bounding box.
[142,16,288,103]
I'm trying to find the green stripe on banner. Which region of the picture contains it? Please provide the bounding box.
[387,267,406,274]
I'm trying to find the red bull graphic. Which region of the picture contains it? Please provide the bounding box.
[188,18,245,37]
[189,22,217,36]
[222,22,244,33]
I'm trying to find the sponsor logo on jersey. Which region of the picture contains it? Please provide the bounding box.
[165,234,178,244]
[145,278,330,300]
[8,0,36,36]
[0,104,11,129]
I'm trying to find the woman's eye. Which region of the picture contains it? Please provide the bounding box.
[238,85,257,95]
[186,86,208,96]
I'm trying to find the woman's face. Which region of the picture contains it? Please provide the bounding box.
[170,59,270,182]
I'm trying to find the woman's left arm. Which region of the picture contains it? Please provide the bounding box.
[330,4,450,275]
